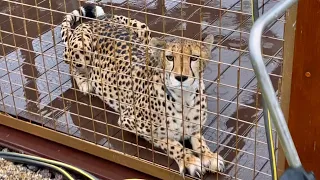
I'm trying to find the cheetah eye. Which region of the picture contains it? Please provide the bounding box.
[190,55,199,61]
[166,55,174,61]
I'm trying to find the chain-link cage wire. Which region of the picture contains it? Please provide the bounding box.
[0,0,287,179]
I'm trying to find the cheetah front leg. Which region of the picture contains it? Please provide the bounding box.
[71,67,93,95]
[143,136,206,177]
[190,132,225,173]
[118,109,205,177]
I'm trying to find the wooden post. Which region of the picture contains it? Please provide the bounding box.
[278,3,297,176]
[288,0,320,177]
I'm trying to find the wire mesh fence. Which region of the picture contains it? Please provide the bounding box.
[0,0,288,179]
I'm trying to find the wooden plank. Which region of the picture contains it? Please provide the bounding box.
[0,124,159,180]
[288,0,320,177]
[278,3,297,176]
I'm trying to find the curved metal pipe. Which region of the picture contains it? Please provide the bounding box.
[248,0,301,168]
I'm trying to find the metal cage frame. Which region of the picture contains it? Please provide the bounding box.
[0,0,299,179]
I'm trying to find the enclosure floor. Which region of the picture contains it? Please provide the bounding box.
[0,0,284,179]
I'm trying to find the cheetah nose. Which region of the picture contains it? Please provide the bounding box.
[175,75,188,82]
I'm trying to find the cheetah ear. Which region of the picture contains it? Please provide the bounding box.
[149,37,166,49]
[202,34,214,51]
[148,37,166,67]
[148,38,166,60]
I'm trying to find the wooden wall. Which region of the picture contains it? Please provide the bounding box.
[288,0,320,177]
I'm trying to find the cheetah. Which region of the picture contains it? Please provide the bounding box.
[61,3,225,177]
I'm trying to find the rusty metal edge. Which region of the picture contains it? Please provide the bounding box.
[0,113,189,180]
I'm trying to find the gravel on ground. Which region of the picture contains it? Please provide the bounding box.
[0,147,66,180]
[0,158,51,180]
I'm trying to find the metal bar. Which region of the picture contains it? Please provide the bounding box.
[262,99,277,177]
[248,0,301,168]
[251,0,278,178]
[252,0,259,22]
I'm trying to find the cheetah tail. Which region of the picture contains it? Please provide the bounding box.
[60,3,105,45]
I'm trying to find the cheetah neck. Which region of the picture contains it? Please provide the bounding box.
[165,79,201,107]
[156,73,203,108]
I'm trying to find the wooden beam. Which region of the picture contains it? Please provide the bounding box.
[279,3,297,176]
[0,125,158,180]
[288,0,320,177]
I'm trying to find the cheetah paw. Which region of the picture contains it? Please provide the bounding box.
[202,152,225,173]
[178,154,206,178]
[78,81,93,95]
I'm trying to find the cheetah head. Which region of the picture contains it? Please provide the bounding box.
[150,35,214,91]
